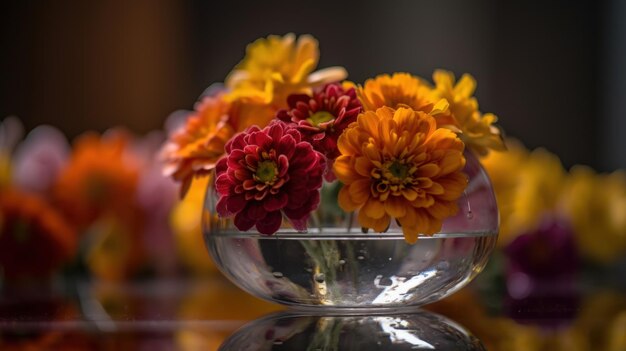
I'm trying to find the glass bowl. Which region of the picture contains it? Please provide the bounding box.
[203,151,498,310]
[219,310,486,350]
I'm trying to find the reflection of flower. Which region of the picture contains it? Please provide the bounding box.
[0,188,76,279]
[335,107,467,242]
[225,33,347,127]
[215,122,325,234]
[277,83,362,162]
[161,93,235,196]
[429,70,505,155]
[357,73,449,115]
[560,166,626,263]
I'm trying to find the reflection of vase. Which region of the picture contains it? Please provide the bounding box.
[219,310,486,350]
[204,151,498,309]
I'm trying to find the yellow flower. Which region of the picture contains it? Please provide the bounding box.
[171,176,219,274]
[560,166,626,263]
[225,33,347,126]
[481,141,566,245]
[356,72,449,115]
[334,107,467,243]
[430,70,505,155]
[161,93,235,196]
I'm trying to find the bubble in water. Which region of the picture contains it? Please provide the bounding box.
[357,255,365,260]
[436,261,450,270]
[314,273,325,283]
[272,272,284,278]
[388,257,392,261]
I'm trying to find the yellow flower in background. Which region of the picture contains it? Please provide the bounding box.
[430,70,505,155]
[357,72,449,115]
[481,141,565,245]
[85,216,144,281]
[0,151,10,188]
[225,33,347,126]
[335,107,467,243]
[171,176,219,274]
[161,93,235,197]
[560,166,626,263]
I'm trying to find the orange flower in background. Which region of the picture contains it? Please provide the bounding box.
[0,188,76,279]
[356,73,449,115]
[334,107,467,242]
[161,93,235,196]
[53,131,141,231]
[429,70,505,155]
[560,166,626,263]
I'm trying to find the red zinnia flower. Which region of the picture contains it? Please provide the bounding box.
[276,83,362,164]
[215,122,325,235]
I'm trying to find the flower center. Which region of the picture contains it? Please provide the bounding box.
[385,160,409,182]
[307,111,334,127]
[255,160,278,183]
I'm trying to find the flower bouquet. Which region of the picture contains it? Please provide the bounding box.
[161,33,503,309]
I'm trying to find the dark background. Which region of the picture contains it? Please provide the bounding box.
[1,0,624,171]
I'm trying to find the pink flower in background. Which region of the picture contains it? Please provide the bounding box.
[12,125,70,194]
[215,122,325,235]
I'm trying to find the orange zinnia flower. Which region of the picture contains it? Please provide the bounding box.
[0,188,76,279]
[356,73,449,115]
[429,70,505,155]
[161,93,235,196]
[334,107,467,243]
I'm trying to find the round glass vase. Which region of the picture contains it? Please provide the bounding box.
[203,150,498,311]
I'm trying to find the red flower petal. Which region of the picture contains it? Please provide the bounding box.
[263,192,288,212]
[234,211,255,231]
[256,210,282,235]
[215,157,228,176]
[249,130,272,149]
[216,196,230,216]
[215,173,233,195]
[288,216,308,232]
[225,194,247,214]
[277,134,296,159]
[246,202,267,220]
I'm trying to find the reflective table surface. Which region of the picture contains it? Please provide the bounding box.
[1,275,625,350]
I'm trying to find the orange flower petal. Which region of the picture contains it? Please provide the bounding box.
[362,198,386,219]
[348,178,372,204]
[384,196,407,218]
[338,185,361,212]
[358,210,390,232]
